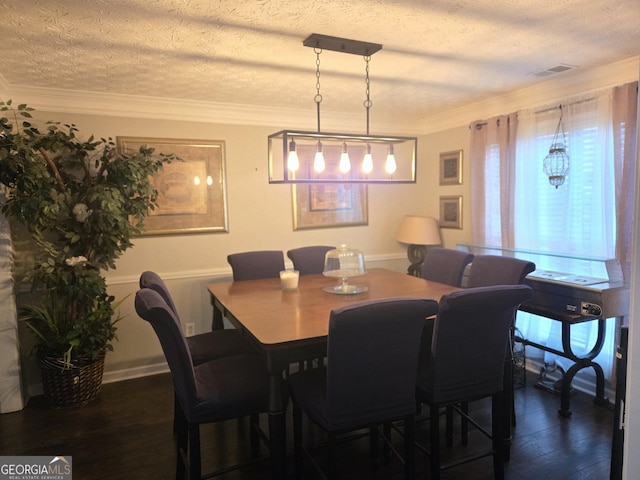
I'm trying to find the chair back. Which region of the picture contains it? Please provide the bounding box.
[418,285,533,404]
[287,245,335,275]
[139,271,178,314]
[421,248,473,286]
[135,288,197,410]
[325,297,439,429]
[227,250,285,281]
[466,254,535,287]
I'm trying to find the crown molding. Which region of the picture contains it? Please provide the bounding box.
[2,56,637,136]
[420,56,639,134]
[0,82,421,135]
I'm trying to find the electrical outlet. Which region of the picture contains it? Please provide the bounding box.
[185,323,195,337]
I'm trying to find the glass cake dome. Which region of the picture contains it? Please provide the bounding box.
[322,245,367,294]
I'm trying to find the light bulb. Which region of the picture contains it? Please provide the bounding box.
[339,142,351,173]
[385,145,397,174]
[362,144,373,174]
[193,175,201,186]
[206,175,213,186]
[287,139,299,172]
[313,141,325,173]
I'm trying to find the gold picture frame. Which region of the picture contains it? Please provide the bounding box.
[117,137,228,235]
[439,149,463,185]
[292,144,368,230]
[439,195,462,229]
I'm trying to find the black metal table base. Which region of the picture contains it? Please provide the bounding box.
[516,308,610,417]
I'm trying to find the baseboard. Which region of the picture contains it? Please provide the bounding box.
[102,362,170,384]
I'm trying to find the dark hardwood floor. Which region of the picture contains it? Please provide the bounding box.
[0,371,614,479]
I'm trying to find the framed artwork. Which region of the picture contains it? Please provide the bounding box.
[292,144,368,230]
[439,195,462,229]
[439,149,463,185]
[117,137,228,235]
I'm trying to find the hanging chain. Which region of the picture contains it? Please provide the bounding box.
[314,47,322,132]
[552,104,566,144]
[363,55,372,135]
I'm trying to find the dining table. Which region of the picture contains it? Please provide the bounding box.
[207,267,461,479]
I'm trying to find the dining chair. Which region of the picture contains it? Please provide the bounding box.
[227,250,285,281]
[417,248,473,434]
[287,245,336,275]
[464,254,536,449]
[421,248,474,287]
[139,271,257,364]
[139,271,260,436]
[466,254,536,288]
[415,284,533,480]
[288,297,439,479]
[134,288,271,480]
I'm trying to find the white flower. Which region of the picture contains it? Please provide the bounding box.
[65,256,88,267]
[72,203,91,222]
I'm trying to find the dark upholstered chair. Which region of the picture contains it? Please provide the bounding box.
[227,250,285,281]
[464,254,536,448]
[416,285,533,480]
[139,271,256,364]
[139,271,259,436]
[287,245,335,275]
[466,254,536,288]
[288,297,439,479]
[135,288,270,480]
[421,248,474,287]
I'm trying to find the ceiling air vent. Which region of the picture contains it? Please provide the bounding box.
[531,64,578,77]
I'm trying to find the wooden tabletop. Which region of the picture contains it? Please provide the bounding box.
[208,268,460,345]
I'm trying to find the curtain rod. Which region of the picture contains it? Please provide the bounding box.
[534,96,595,115]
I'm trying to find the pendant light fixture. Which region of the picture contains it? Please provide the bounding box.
[268,33,418,184]
[543,105,570,188]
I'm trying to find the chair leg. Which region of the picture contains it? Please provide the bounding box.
[430,405,441,480]
[173,392,179,435]
[382,423,391,464]
[502,356,513,461]
[328,432,337,480]
[404,414,415,480]
[249,413,260,457]
[292,403,304,479]
[461,401,469,445]
[189,424,202,480]
[175,404,188,480]
[370,425,380,468]
[445,406,454,446]
[491,393,505,480]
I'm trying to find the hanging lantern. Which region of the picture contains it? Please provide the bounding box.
[543,105,569,188]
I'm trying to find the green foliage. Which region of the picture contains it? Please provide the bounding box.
[0,100,176,363]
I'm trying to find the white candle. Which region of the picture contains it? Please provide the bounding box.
[280,270,299,291]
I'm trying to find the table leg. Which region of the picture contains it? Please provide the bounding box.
[557,318,608,417]
[267,372,288,479]
[211,296,224,330]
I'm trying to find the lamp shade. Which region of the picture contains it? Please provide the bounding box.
[396,215,441,245]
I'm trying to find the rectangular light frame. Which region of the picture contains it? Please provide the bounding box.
[268,130,417,184]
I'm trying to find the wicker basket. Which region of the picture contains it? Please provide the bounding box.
[38,350,106,409]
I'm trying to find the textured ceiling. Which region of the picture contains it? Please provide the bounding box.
[0,0,639,130]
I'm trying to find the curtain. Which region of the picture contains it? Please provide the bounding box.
[613,82,638,288]
[469,113,518,246]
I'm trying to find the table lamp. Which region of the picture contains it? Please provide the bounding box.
[322,245,368,294]
[396,215,441,277]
